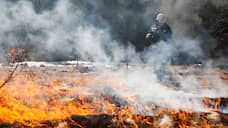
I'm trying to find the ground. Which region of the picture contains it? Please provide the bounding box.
[0,61,227,127]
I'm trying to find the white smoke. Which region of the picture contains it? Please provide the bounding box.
[104,68,228,114]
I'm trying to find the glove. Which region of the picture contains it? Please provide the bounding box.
[146,33,152,38]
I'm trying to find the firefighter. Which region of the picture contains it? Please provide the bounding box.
[146,13,172,44]
[144,13,173,81]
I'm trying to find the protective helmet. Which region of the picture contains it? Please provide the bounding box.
[156,13,167,24]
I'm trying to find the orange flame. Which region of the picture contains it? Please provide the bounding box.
[0,69,226,127]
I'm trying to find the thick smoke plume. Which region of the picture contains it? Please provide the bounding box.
[0,0,226,62]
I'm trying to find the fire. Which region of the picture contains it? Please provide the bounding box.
[220,72,228,82]
[8,48,25,63]
[0,72,132,126]
[0,65,227,127]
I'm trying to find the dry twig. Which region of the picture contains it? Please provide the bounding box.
[0,64,19,89]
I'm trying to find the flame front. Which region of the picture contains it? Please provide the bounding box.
[0,71,138,127]
[0,66,227,127]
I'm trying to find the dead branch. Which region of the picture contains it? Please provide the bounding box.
[0,64,19,89]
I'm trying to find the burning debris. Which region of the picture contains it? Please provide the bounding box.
[7,48,25,63]
[0,62,227,127]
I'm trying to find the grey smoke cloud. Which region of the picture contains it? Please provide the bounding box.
[0,0,137,63]
[0,0,221,62]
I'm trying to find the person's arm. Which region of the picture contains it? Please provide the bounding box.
[165,24,172,41]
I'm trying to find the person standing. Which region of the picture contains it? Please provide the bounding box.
[146,13,172,44]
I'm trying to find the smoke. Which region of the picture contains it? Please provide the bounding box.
[101,67,227,114]
[0,0,227,113]
[0,0,222,62]
[0,0,142,63]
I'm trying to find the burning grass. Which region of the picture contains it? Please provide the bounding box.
[0,64,227,127]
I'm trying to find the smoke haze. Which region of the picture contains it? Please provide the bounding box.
[0,0,227,113]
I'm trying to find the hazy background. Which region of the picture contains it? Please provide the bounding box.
[0,0,227,64]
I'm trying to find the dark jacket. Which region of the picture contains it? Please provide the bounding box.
[146,21,172,44]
